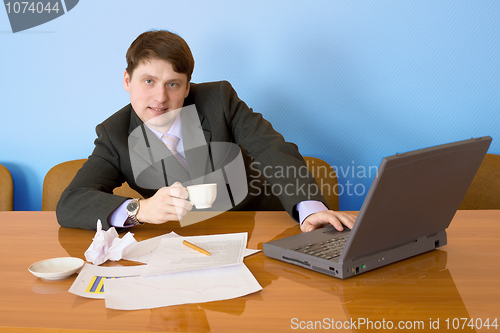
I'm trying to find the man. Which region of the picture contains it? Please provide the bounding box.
[56,30,355,232]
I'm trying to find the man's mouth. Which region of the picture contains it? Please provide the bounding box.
[149,107,168,113]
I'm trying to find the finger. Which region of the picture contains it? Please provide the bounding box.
[303,217,334,232]
[171,207,190,220]
[300,221,316,233]
[167,185,189,200]
[329,219,345,232]
[334,213,355,229]
[326,212,357,230]
[158,186,189,200]
[309,212,343,231]
[302,212,335,232]
[344,213,357,227]
[152,203,191,223]
[302,211,357,233]
[171,197,193,212]
[157,196,191,213]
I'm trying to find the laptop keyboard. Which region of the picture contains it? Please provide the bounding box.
[292,234,349,260]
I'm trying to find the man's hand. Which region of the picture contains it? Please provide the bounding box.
[136,182,192,224]
[301,210,356,233]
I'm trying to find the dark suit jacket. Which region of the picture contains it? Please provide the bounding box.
[56,81,326,230]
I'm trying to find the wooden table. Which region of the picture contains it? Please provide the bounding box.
[0,211,499,332]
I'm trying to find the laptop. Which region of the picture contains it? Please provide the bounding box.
[263,136,492,279]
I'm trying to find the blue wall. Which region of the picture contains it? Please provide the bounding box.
[1,0,499,211]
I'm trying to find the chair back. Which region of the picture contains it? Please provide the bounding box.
[0,164,14,211]
[303,156,340,211]
[42,159,142,211]
[459,153,500,209]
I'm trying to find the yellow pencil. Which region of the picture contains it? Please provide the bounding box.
[182,240,211,256]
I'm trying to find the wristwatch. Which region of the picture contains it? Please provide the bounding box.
[126,198,143,226]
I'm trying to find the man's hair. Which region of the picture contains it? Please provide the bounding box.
[126,30,195,82]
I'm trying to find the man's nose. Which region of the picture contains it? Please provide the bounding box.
[154,85,169,103]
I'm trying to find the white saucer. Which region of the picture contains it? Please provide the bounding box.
[29,257,84,280]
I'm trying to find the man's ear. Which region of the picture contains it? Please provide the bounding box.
[123,70,131,92]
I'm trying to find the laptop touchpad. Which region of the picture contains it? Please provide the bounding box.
[322,227,350,236]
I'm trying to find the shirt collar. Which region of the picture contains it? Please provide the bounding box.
[145,112,182,140]
[145,112,184,155]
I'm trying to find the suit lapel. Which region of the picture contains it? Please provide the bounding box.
[181,104,213,181]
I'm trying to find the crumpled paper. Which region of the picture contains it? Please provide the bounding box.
[84,219,138,265]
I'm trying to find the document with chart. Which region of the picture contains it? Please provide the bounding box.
[104,262,262,310]
[69,264,146,299]
[142,232,247,276]
[69,232,261,309]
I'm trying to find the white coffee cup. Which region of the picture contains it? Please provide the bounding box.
[187,183,217,209]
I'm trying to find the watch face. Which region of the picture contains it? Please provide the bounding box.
[127,201,138,213]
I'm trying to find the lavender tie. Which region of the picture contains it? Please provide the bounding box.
[161,134,187,169]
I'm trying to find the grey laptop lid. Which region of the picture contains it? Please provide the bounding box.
[264,136,492,277]
[339,136,492,262]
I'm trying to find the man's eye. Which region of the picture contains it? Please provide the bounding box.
[169,82,178,87]
[145,79,153,84]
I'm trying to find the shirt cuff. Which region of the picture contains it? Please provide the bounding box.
[108,199,132,228]
[296,200,329,225]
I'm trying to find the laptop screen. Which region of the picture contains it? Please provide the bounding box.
[340,137,491,261]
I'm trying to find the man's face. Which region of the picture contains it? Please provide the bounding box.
[123,58,190,131]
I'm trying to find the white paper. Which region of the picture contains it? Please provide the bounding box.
[84,219,137,265]
[104,263,262,310]
[69,263,145,299]
[244,248,261,257]
[123,232,260,264]
[122,231,180,263]
[142,232,247,276]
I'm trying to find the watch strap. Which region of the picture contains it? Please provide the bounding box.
[127,198,143,226]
